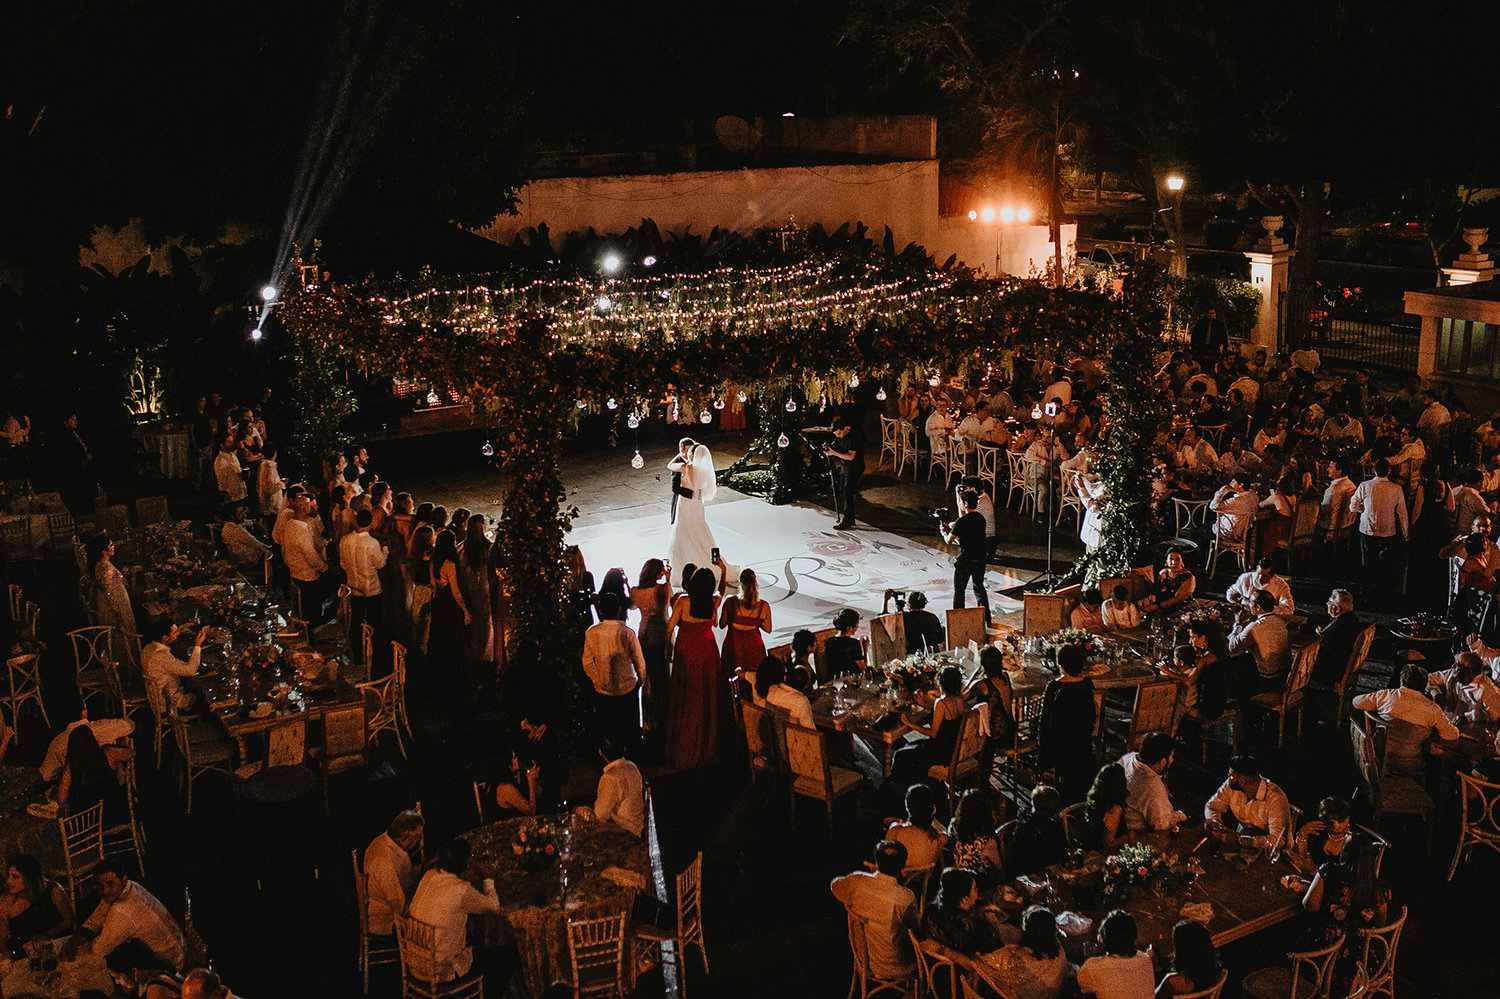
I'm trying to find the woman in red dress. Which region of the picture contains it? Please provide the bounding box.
[719,568,771,679]
[665,567,728,769]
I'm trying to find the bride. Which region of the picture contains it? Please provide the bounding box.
[667,438,720,573]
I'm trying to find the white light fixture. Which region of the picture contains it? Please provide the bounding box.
[968,210,979,221]
[642,255,657,267]
[601,253,622,274]
[606,397,618,410]
[1166,175,1185,192]
[576,399,588,409]
[929,374,941,387]
[426,390,441,406]
[782,111,795,117]
[260,285,278,302]
[630,451,645,469]
[785,398,798,413]
[249,328,263,342]
[777,433,790,448]
[736,390,747,403]
[595,295,612,311]
[980,207,996,224]
[848,375,860,388]
[1031,403,1043,420]
[999,206,1016,223]
[699,409,712,424]
[480,440,494,457]
[875,387,887,401]
[713,399,725,410]
[1017,207,1032,223]
[626,413,640,429]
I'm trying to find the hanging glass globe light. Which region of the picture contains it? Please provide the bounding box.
[699,409,712,424]
[630,451,645,469]
[576,399,588,409]
[777,432,790,448]
[713,399,725,410]
[626,413,640,429]
[848,375,860,388]
[737,390,748,403]
[785,398,798,413]
[876,387,887,401]
[480,440,494,457]
[606,397,618,410]
[426,390,441,406]
[928,374,941,387]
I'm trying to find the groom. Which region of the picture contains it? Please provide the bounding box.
[669,438,696,524]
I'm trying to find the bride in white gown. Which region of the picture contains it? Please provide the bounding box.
[667,438,720,574]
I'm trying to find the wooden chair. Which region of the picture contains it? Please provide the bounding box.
[1207,526,1250,579]
[102,649,148,721]
[1240,932,1345,999]
[45,510,76,553]
[1450,770,1500,880]
[397,914,484,999]
[927,711,987,808]
[1251,638,1320,748]
[358,671,407,757]
[1117,680,1181,751]
[2,651,49,735]
[783,723,863,833]
[741,701,786,787]
[1003,450,1026,510]
[1,517,34,583]
[1307,624,1376,733]
[1059,801,1086,847]
[1055,468,1084,529]
[58,800,105,908]
[101,757,146,876]
[170,702,235,813]
[946,608,987,654]
[926,434,955,484]
[1353,824,1390,877]
[809,628,839,681]
[144,679,172,769]
[909,931,962,999]
[1349,721,1433,840]
[352,850,400,994]
[895,422,921,478]
[361,622,376,678]
[900,867,935,921]
[1022,590,1071,637]
[312,702,367,810]
[67,626,116,713]
[392,641,414,738]
[846,914,915,999]
[879,416,901,469]
[6,582,21,625]
[566,910,628,999]
[134,495,170,527]
[96,504,131,536]
[1177,970,1229,999]
[975,443,1001,501]
[1020,457,1048,518]
[1172,497,1210,538]
[634,852,708,994]
[182,886,209,970]
[1281,496,1322,569]
[1354,906,1406,999]
[869,613,906,668]
[994,691,1045,795]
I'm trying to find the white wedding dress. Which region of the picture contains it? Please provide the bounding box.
[668,446,720,577]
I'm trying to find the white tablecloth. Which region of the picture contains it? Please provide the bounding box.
[133,424,194,479]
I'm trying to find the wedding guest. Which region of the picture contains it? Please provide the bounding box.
[591,738,646,838]
[1076,910,1154,999]
[40,708,132,783]
[665,568,728,769]
[217,503,269,570]
[407,525,436,655]
[181,967,231,999]
[1312,589,1361,684]
[460,515,494,686]
[719,568,771,678]
[56,726,128,827]
[488,541,513,670]
[212,433,246,506]
[966,646,1015,778]
[1156,920,1220,997]
[829,841,917,985]
[947,790,1002,883]
[1225,557,1295,617]
[982,905,1073,999]
[1427,651,1500,723]
[283,493,331,624]
[884,783,948,875]
[1070,588,1107,634]
[1121,733,1187,833]
[1003,786,1068,878]
[363,810,424,939]
[87,534,139,668]
[921,867,1006,959]
[581,593,644,750]
[787,629,818,692]
[64,862,185,973]
[1081,763,1129,852]
[942,491,991,627]
[255,444,284,521]
[1202,473,1258,559]
[1040,645,1097,802]
[1142,552,1196,615]
[487,744,540,819]
[141,618,210,711]
[407,840,500,984]
[901,591,945,654]
[1204,755,1292,851]
[822,608,866,678]
[1348,458,1408,584]
[1301,835,1391,992]
[102,940,178,999]
[1292,796,1352,872]
[753,655,813,728]
[428,529,473,687]
[341,510,388,665]
[631,558,673,735]
[1101,585,1142,631]
[891,665,968,786]
[1228,591,1291,691]
[1351,665,1458,776]
[0,854,72,949]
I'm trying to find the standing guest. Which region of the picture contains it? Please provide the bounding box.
[582,593,645,751]
[407,840,500,985]
[590,739,646,837]
[406,525,437,656]
[54,411,94,513]
[1156,920,1220,997]
[1121,733,1187,833]
[982,905,1074,999]
[340,510,388,665]
[63,861,185,974]
[488,541,513,671]
[141,619,210,711]
[1256,475,1297,560]
[0,854,72,949]
[428,530,472,687]
[1040,645,1098,803]
[1076,910,1155,999]
[1457,533,1496,593]
[822,608,867,678]
[283,493,331,624]
[1292,796,1353,872]
[596,568,631,621]
[87,534,139,668]
[753,656,814,728]
[1003,786,1068,878]
[966,646,1016,777]
[218,503,269,571]
[1348,458,1409,588]
[270,483,304,549]
[1081,764,1130,852]
[370,488,408,654]
[891,665,969,786]
[884,784,948,875]
[1427,651,1500,723]
[1204,756,1292,851]
[1226,557,1296,617]
[1228,591,1291,691]
[1352,665,1458,777]
[631,558,673,737]
[1318,458,1357,532]
[1451,469,1491,535]
[1077,474,1106,553]
[1190,308,1228,354]
[1407,459,1455,606]
[255,444,284,522]
[826,418,866,528]
[213,434,246,506]
[665,568,728,769]
[829,841,918,986]
[461,515,495,686]
[719,568,771,679]
[900,591,946,654]
[1312,589,1362,685]
[942,490,991,626]
[1070,587,1107,634]
[363,810,424,940]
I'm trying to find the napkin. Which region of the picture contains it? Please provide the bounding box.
[1181,902,1214,924]
[1054,911,1093,937]
[601,866,648,890]
[26,802,58,819]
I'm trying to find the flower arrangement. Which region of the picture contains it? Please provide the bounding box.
[1179,604,1222,627]
[1042,628,1104,656]
[1102,842,1171,902]
[511,818,563,871]
[242,643,281,673]
[882,651,941,693]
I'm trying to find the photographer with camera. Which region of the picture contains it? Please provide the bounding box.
[825,418,866,529]
[883,589,945,654]
[941,490,990,627]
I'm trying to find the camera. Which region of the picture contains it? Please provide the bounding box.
[891,591,907,611]
[1044,401,1059,417]
[930,508,949,520]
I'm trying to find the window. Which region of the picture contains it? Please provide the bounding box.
[1437,318,1497,378]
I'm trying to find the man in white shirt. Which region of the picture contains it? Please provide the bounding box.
[363,810,424,938]
[592,739,647,838]
[218,503,269,570]
[1225,558,1295,617]
[1173,425,1218,473]
[582,593,645,750]
[1024,428,1070,506]
[1043,373,1073,407]
[1208,474,1259,544]
[1228,591,1290,688]
[1387,426,1426,490]
[1204,756,1292,851]
[340,509,389,664]
[141,617,211,710]
[925,402,955,459]
[1440,515,1500,578]
[1452,470,1492,537]
[988,386,1015,421]
[829,841,917,984]
[1416,390,1451,447]
[1121,733,1187,833]
[1319,457,1357,531]
[1426,652,1500,724]
[282,493,331,623]
[407,840,501,982]
[1348,458,1409,588]
[1216,437,1260,480]
[270,484,305,548]
[1076,910,1155,999]
[754,655,815,728]
[954,402,995,462]
[213,434,246,505]
[1100,585,1142,631]
[1352,665,1459,776]
[65,862,185,973]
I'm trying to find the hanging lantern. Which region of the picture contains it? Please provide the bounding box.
[848,375,860,388]
[426,390,441,406]
[777,432,790,448]
[606,397,618,410]
[876,387,887,401]
[630,451,645,469]
[713,399,725,410]
[626,413,640,429]
[480,440,494,457]
[699,409,712,424]
[737,390,748,403]
[785,398,798,413]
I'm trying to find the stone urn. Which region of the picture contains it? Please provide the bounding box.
[1261,215,1283,236]
[1463,227,1490,254]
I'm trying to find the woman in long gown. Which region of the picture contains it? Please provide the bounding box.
[667,439,720,576]
[87,534,138,668]
[461,515,495,689]
[665,567,727,769]
[718,568,771,678]
[407,526,436,656]
[488,542,513,670]
[428,529,471,689]
[631,558,673,736]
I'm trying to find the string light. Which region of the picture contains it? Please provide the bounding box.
[713,399,725,410]
[848,374,860,388]
[699,409,712,424]
[631,451,644,469]
[785,399,797,413]
[480,439,494,457]
[626,413,640,429]
[777,432,790,448]
[737,391,748,403]
[606,397,618,410]
[876,387,887,401]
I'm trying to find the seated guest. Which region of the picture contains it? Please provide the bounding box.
[1352,665,1459,776]
[787,629,817,691]
[921,867,1006,960]
[1082,764,1130,852]
[901,591,946,654]
[1121,733,1187,833]
[1457,533,1496,593]
[1228,591,1291,691]
[1204,756,1291,851]
[1312,589,1361,684]
[1156,919,1220,997]
[487,744,541,819]
[1427,651,1500,723]
[1451,468,1491,533]
[1077,910,1155,999]
[981,905,1074,999]
[1226,557,1295,617]
[64,861,185,972]
[103,939,180,999]
[1040,645,1097,802]
[217,503,269,570]
[1003,785,1068,878]
[947,790,1002,883]
[822,609,866,678]
[1292,796,1353,873]
[591,738,646,837]
[1439,514,1499,575]
[181,967,231,999]
[0,854,72,948]
[1101,585,1142,632]
[407,840,501,983]
[1070,587,1107,634]
[57,726,128,827]
[1216,437,1259,480]
[1142,552,1195,615]
[885,783,949,875]
[363,810,424,939]
[753,655,814,728]
[40,708,132,783]
[892,665,969,785]
[829,840,917,985]
[1201,473,1258,561]
[142,619,211,711]
[1302,835,1391,991]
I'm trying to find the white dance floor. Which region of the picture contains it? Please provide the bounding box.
[571,498,1024,644]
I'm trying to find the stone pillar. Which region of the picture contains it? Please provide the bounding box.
[1243,216,1292,352]
[1441,227,1494,286]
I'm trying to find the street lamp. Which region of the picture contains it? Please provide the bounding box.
[1166,175,1184,193]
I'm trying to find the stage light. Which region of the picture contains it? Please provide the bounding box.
[249,328,263,342]
[601,254,622,274]
[1017,207,1032,223]
[260,285,278,302]
[980,207,996,224]
[999,206,1016,223]
[782,112,795,117]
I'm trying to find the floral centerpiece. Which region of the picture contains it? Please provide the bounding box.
[242,642,281,674]
[1041,628,1104,658]
[511,817,563,871]
[1178,604,1222,627]
[1102,842,1171,902]
[881,651,941,694]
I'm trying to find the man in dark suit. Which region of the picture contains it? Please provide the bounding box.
[1312,588,1362,684]
[1190,307,1229,355]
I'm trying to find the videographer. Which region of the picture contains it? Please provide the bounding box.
[825,418,866,529]
[941,489,991,626]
